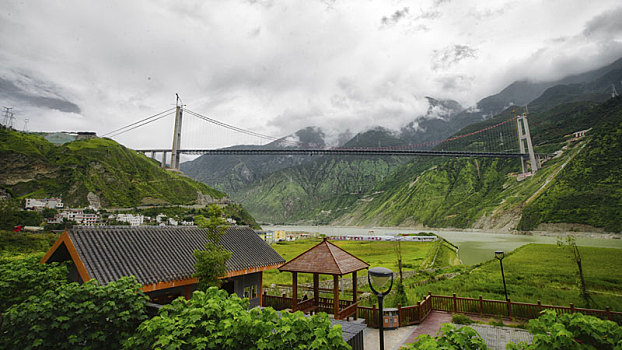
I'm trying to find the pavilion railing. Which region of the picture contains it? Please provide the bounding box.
[263,292,622,327]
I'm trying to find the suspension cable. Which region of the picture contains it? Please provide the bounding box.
[105,110,176,138]
[102,107,176,137]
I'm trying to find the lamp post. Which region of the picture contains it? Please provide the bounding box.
[368,267,394,350]
[495,251,508,301]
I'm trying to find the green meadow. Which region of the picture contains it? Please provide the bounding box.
[391,243,622,310]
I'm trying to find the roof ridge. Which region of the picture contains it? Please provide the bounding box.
[325,241,344,274]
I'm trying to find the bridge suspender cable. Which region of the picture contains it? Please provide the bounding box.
[102,107,177,137]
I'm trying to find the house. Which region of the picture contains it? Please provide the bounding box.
[25,197,64,210]
[40,225,285,307]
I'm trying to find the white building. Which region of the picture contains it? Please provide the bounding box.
[115,214,144,226]
[58,209,99,226]
[25,198,63,210]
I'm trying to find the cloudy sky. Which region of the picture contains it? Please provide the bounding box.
[1,0,621,149]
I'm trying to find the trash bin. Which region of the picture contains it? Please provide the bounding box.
[383,308,399,329]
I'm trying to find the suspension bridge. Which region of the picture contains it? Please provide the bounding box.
[104,97,544,177]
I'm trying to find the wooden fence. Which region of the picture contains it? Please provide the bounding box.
[263,292,622,327]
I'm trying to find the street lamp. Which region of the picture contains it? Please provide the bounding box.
[368,267,394,350]
[495,251,508,301]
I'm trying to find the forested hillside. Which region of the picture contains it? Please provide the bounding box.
[519,97,622,232]
[0,128,225,207]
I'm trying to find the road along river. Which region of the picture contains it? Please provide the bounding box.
[263,225,622,265]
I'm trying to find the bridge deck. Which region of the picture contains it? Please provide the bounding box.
[136,148,530,158]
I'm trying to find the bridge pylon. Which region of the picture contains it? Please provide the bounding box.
[516,112,539,177]
[170,104,183,170]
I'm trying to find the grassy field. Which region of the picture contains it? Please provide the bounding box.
[0,230,59,259]
[263,237,459,288]
[398,243,622,311]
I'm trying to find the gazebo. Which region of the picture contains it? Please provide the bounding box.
[279,238,369,320]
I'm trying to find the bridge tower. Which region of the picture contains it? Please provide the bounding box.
[516,112,539,176]
[170,98,183,170]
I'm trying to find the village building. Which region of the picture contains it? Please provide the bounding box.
[114,213,144,226]
[41,225,285,306]
[25,197,64,210]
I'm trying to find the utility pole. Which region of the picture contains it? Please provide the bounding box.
[23,118,29,132]
[2,107,13,127]
[170,94,184,170]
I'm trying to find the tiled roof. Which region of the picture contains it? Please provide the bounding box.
[279,238,368,275]
[64,225,284,285]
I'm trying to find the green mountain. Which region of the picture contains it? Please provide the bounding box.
[336,97,622,232]
[519,97,622,232]
[0,128,226,207]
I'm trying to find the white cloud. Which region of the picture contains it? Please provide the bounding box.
[0,0,620,149]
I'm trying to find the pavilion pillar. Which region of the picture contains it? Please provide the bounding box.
[292,272,298,312]
[352,271,358,320]
[333,274,339,318]
[313,273,319,307]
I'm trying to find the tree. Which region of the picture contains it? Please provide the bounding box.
[41,207,58,219]
[0,255,68,313]
[1,277,148,350]
[193,204,231,289]
[557,236,592,308]
[124,287,350,350]
[394,238,409,306]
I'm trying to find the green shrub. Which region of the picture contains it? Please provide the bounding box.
[0,254,67,313]
[452,314,473,325]
[125,287,350,350]
[402,323,487,349]
[507,310,622,350]
[1,277,148,350]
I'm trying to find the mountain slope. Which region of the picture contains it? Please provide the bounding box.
[336,97,622,232]
[0,128,226,207]
[518,97,622,232]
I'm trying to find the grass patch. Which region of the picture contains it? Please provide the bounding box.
[401,243,622,311]
[0,230,59,258]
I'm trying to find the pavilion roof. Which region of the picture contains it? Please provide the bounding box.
[279,238,369,275]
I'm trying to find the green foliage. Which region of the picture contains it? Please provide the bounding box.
[193,242,232,289]
[402,323,488,350]
[124,287,350,350]
[1,276,149,350]
[0,254,67,313]
[507,310,622,350]
[0,199,43,229]
[0,230,58,258]
[0,128,225,207]
[395,279,410,306]
[452,314,474,325]
[222,203,261,229]
[193,205,232,289]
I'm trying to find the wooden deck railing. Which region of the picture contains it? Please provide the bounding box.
[262,292,622,327]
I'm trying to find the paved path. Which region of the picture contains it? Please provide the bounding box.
[401,311,453,345]
[364,324,418,350]
[459,324,533,350]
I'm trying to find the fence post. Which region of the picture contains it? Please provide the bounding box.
[372,304,377,328]
[570,303,575,314]
[507,298,511,318]
[606,307,611,320]
[453,293,457,313]
[417,300,421,323]
[537,300,542,316]
[398,304,402,327]
[479,296,483,316]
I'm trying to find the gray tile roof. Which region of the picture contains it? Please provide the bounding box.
[67,225,285,286]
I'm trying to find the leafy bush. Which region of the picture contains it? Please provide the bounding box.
[1,276,148,350]
[507,310,622,350]
[402,323,488,349]
[0,254,67,312]
[125,287,350,350]
[452,314,473,325]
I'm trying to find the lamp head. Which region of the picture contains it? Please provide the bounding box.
[368,267,394,295]
[495,251,505,260]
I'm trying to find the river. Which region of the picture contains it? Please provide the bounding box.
[263,225,622,265]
